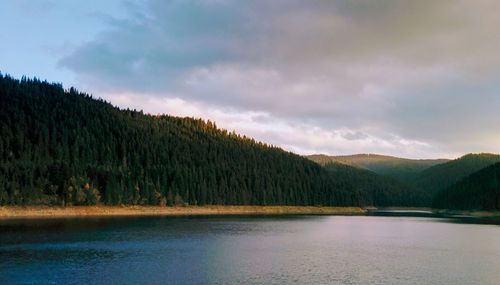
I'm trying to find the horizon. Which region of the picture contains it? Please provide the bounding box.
[2,1,500,159]
[1,72,493,161]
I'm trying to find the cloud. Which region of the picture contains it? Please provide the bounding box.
[59,0,500,158]
[101,91,446,158]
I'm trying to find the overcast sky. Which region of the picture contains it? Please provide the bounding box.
[2,0,500,159]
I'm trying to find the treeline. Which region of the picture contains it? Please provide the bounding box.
[433,163,500,210]
[0,74,362,206]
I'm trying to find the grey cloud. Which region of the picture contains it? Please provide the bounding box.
[59,0,500,156]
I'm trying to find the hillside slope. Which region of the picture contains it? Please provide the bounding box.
[0,74,360,206]
[308,154,448,182]
[1,74,468,208]
[415,153,500,197]
[324,162,428,207]
[433,162,500,210]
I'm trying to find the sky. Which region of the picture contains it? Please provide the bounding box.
[1,0,500,159]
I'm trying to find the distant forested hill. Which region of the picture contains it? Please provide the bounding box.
[0,74,363,206]
[324,162,428,207]
[414,153,500,197]
[433,162,500,210]
[309,153,500,207]
[307,154,447,182]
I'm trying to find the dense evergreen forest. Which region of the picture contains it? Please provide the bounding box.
[0,74,366,206]
[433,162,500,210]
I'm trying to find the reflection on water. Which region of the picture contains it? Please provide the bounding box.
[1,215,500,284]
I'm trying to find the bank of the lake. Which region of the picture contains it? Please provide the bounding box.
[432,209,500,224]
[366,207,500,224]
[0,205,366,219]
[434,209,500,217]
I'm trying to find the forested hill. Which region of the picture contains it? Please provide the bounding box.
[324,162,429,207]
[433,162,500,210]
[414,153,500,197]
[0,74,363,206]
[308,152,500,207]
[307,154,447,182]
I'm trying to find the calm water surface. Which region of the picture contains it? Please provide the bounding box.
[1,215,499,285]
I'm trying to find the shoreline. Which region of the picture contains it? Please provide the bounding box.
[0,205,367,220]
[433,209,500,219]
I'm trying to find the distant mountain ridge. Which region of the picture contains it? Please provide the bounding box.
[308,153,500,207]
[324,162,428,207]
[307,153,449,182]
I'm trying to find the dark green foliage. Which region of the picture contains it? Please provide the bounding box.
[433,162,500,210]
[311,153,500,207]
[0,74,361,206]
[308,154,448,183]
[324,162,429,207]
[415,153,500,197]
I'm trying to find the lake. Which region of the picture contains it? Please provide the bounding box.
[1,215,499,284]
